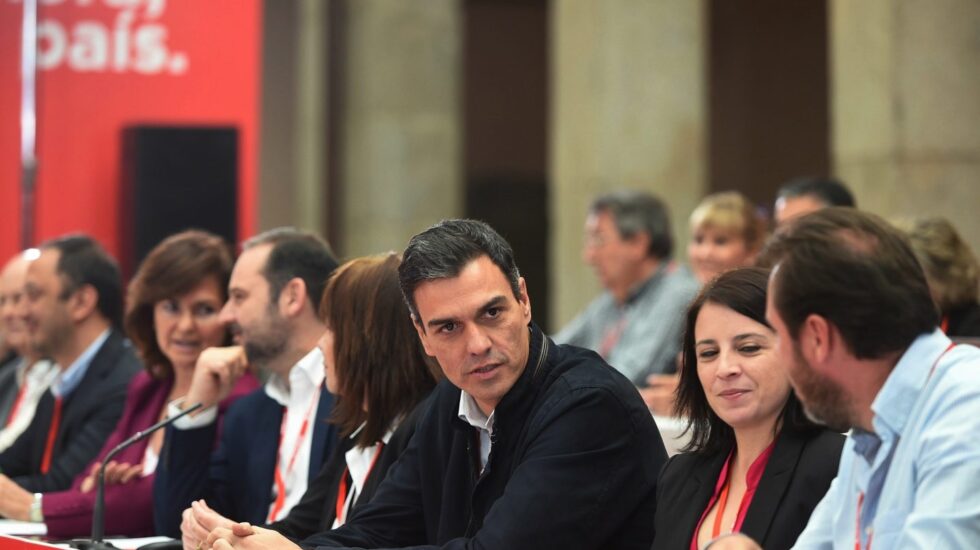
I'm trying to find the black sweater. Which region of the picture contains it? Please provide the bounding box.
[301,324,667,550]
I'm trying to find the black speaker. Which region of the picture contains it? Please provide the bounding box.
[120,125,238,279]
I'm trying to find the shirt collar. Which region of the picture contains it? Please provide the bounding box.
[621,262,670,306]
[51,329,110,398]
[871,328,952,439]
[264,346,325,406]
[458,391,495,434]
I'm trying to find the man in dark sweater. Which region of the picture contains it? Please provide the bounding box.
[205,219,667,550]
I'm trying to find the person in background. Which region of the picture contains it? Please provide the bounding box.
[902,216,980,338]
[710,208,980,549]
[555,190,699,391]
[773,177,855,227]
[0,230,259,536]
[0,235,141,503]
[180,253,441,549]
[644,191,766,416]
[653,268,843,549]
[687,191,767,286]
[0,250,59,452]
[155,228,340,536]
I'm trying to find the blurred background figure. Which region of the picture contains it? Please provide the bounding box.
[179,253,441,549]
[0,230,258,537]
[0,250,58,453]
[902,216,980,339]
[653,267,843,549]
[688,191,768,285]
[555,190,698,386]
[773,177,855,227]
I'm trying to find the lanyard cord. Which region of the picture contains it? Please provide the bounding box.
[267,386,321,522]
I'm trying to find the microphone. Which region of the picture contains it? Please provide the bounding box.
[70,402,204,550]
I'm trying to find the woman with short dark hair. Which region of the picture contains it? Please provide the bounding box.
[653,267,843,550]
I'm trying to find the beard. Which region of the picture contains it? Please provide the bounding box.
[239,305,289,369]
[788,344,854,432]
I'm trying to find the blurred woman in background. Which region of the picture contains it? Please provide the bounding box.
[903,216,980,338]
[5,230,259,537]
[688,191,767,285]
[653,268,842,549]
[180,252,440,549]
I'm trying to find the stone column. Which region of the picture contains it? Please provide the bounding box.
[831,0,980,252]
[258,0,329,237]
[339,0,463,258]
[550,0,708,329]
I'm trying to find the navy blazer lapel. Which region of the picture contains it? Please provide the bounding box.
[308,385,336,482]
[739,430,805,545]
[250,395,284,516]
[684,453,727,540]
[56,330,123,437]
[659,451,727,549]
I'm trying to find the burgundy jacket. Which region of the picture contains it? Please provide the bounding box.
[42,369,259,538]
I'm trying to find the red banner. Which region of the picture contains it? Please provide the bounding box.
[0,0,260,261]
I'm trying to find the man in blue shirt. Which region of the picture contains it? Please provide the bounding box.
[0,235,140,518]
[711,208,980,549]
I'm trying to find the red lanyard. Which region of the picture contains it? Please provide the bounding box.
[598,317,628,359]
[5,381,30,428]
[334,442,385,525]
[711,477,732,538]
[267,387,321,522]
[854,341,955,550]
[40,397,62,474]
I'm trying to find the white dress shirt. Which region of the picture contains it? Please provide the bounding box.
[0,358,59,452]
[168,347,325,521]
[458,392,495,472]
[331,423,397,528]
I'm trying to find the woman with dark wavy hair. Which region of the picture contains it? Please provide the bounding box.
[181,252,440,547]
[9,230,259,538]
[653,267,843,550]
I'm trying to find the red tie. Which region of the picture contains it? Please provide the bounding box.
[40,397,63,474]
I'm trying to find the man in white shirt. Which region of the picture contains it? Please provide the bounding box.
[154,228,340,540]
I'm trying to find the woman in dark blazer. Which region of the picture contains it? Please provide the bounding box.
[182,253,441,544]
[653,267,844,550]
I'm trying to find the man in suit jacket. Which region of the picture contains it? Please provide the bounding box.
[0,235,140,519]
[154,228,340,536]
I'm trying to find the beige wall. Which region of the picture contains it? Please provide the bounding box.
[550,0,708,329]
[831,0,980,253]
[338,0,463,259]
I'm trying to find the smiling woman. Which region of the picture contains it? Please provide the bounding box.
[652,267,844,550]
[31,230,259,538]
[688,192,767,285]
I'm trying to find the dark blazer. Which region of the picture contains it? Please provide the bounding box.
[653,428,844,550]
[0,330,141,492]
[0,354,21,427]
[41,370,259,538]
[302,325,666,550]
[268,395,430,540]
[154,384,338,537]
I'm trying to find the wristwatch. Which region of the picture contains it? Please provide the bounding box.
[29,493,43,523]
